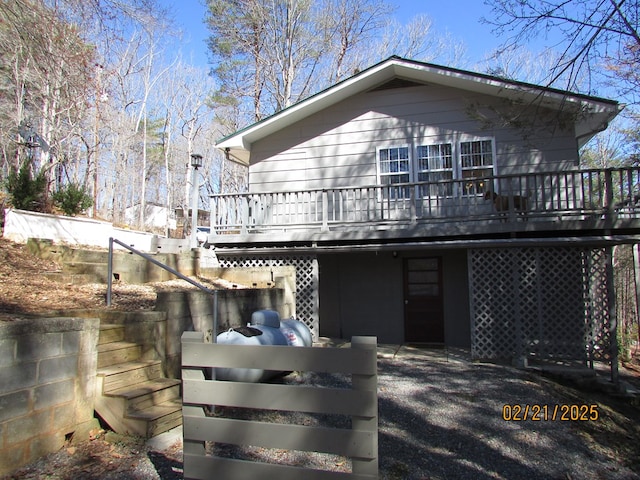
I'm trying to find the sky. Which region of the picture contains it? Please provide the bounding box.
[161,0,502,71]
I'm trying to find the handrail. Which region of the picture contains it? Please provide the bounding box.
[209,167,640,233]
[107,237,219,342]
[208,167,635,198]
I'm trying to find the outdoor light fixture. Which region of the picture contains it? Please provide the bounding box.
[189,154,204,248]
[190,153,203,169]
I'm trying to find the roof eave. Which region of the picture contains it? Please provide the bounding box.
[215,57,621,163]
[215,59,403,159]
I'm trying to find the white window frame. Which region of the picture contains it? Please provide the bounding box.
[414,137,496,198]
[375,137,496,199]
[458,138,495,196]
[377,145,411,199]
[416,143,454,197]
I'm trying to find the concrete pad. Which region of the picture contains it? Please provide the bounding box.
[380,344,471,364]
[377,344,402,358]
[146,425,183,451]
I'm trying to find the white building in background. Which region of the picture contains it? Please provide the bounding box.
[124,203,177,232]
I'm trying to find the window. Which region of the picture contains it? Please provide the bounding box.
[415,138,494,197]
[416,143,453,197]
[376,138,495,199]
[378,146,410,198]
[460,140,493,196]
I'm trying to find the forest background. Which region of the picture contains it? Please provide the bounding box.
[0,0,639,355]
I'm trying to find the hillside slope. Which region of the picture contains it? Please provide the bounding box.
[0,237,171,321]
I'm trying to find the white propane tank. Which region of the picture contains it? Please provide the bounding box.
[215,309,312,382]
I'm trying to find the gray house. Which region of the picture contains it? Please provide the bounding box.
[208,56,638,370]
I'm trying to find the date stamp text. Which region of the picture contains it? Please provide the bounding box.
[502,404,599,421]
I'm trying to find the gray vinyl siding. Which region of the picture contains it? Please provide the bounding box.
[442,250,471,348]
[317,249,470,347]
[318,251,404,344]
[248,83,579,193]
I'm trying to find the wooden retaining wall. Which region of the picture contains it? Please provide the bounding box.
[181,332,378,479]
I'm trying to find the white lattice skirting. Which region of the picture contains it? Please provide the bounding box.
[468,247,612,363]
[217,253,319,339]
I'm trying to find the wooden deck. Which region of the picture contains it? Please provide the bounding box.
[208,167,640,247]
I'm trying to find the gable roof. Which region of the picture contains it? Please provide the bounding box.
[216,56,622,166]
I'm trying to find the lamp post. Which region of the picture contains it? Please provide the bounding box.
[190,154,203,249]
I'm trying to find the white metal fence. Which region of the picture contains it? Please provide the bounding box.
[181,332,379,479]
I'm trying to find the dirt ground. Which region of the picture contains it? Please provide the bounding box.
[1,236,640,479]
[0,237,224,321]
[0,236,215,478]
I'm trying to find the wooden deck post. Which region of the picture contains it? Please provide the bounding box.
[351,336,379,476]
[322,189,329,231]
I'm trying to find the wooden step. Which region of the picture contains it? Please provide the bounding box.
[95,378,182,438]
[128,399,183,438]
[107,378,181,412]
[97,341,142,368]
[98,360,164,392]
[98,324,125,345]
[93,314,183,439]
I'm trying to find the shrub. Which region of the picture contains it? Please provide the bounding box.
[52,182,93,216]
[3,162,48,212]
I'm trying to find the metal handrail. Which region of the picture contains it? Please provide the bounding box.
[107,237,219,342]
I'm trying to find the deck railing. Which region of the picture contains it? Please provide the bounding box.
[210,167,640,234]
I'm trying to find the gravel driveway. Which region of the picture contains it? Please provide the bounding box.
[373,346,638,479]
[5,345,639,479]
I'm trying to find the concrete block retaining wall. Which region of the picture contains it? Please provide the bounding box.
[53,310,168,367]
[52,286,288,381]
[200,265,296,316]
[26,238,198,284]
[108,250,198,283]
[0,317,99,476]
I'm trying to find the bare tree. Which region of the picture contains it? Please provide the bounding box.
[369,14,466,67]
[156,58,218,234]
[205,0,470,132]
[479,45,568,85]
[0,0,94,181]
[483,0,640,104]
[613,243,640,363]
[132,38,175,228]
[580,123,627,168]
[318,0,391,85]
[0,0,235,237]
[205,0,395,126]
